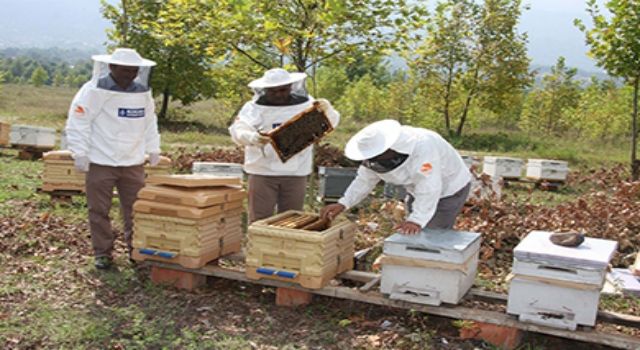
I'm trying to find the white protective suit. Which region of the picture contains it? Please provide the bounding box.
[229,96,340,176]
[65,72,160,167]
[338,126,472,227]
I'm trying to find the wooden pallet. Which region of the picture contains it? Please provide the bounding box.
[142,257,640,350]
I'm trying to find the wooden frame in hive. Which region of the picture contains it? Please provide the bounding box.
[245,210,355,289]
[267,102,333,163]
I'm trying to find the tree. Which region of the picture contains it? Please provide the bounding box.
[101,0,223,119]
[412,0,532,137]
[519,57,582,135]
[213,0,427,77]
[576,0,640,180]
[30,65,49,87]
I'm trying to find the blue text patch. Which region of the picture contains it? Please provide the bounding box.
[118,108,145,118]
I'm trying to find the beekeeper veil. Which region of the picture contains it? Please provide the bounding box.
[90,48,156,92]
[248,68,308,103]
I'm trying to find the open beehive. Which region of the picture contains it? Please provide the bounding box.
[267,102,333,163]
[245,210,355,289]
[132,175,246,268]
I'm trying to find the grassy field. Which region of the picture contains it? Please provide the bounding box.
[1,83,638,349]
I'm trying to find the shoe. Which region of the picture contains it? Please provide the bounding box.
[95,256,113,270]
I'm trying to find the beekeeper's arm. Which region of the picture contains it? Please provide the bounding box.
[229,102,270,146]
[144,93,161,165]
[65,86,97,171]
[405,158,443,228]
[320,166,380,220]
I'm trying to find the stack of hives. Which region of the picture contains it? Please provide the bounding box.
[131,174,246,268]
[245,210,356,289]
[41,151,172,192]
[42,150,86,192]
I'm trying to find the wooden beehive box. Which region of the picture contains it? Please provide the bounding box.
[131,181,246,268]
[245,210,355,289]
[42,150,85,192]
[267,102,333,163]
[144,155,173,178]
[0,122,10,146]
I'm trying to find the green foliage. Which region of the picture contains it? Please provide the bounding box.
[519,57,582,134]
[29,65,49,87]
[576,0,640,179]
[412,0,533,136]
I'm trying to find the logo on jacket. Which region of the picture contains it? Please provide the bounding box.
[420,162,433,175]
[118,108,145,118]
[73,105,85,116]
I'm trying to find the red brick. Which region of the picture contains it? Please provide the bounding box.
[150,266,206,291]
[459,321,523,350]
[275,287,313,307]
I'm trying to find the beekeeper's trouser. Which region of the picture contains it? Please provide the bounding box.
[86,163,145,258]
[247,174,307,223]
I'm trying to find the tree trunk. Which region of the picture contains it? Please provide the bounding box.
[443,66,454,136]
[121,0,129,46]
[632,77,639,180]
[159,87,170,120]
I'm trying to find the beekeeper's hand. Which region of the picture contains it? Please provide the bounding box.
[315,98,333,113]
[74,155,90,173]
[250,132,271,146]
[320,203,345,221]
[394,221,421,235]
[148,152,161,166]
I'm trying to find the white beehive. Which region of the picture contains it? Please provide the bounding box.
[507,231,617,330]
[482,156,523,178]
[9,124,56,148]
[380,229,481,306]
[192,162,244,179]
[526,159,569,181]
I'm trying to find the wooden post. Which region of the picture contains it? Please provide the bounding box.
[276,287,313,307]
[150,266,206,291]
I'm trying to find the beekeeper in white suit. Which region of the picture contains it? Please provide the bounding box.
[321,120,472,234]
[65,48,161,270]
[229,68,340,222]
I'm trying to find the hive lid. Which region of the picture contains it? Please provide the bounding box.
[384,229,481,264]
[137,184,245,208]
[483,156,523,163]
[514,231,617,270]
[526,159,569,168]
[146,174,242,187]
[43,150,74,161]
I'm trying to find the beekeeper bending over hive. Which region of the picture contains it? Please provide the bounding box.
[321,120,471,234]
[65,48,161,270]
[229,68,340,222]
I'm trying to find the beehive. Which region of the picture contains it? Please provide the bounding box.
[268,102,333,163]
[0,122,10,146]
[317,166,357,202]
[143,155,172,178]
[507,231,617,330]
[525,159,569,182]
[245,210,356,289]
[42,150,85,192]
[10,124,56,148]
[380,229,481,306]
[482,156,524,178]
[192,162,244,179]
[131,175,246,268]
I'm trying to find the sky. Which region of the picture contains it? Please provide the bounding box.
[0,0,607,72]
